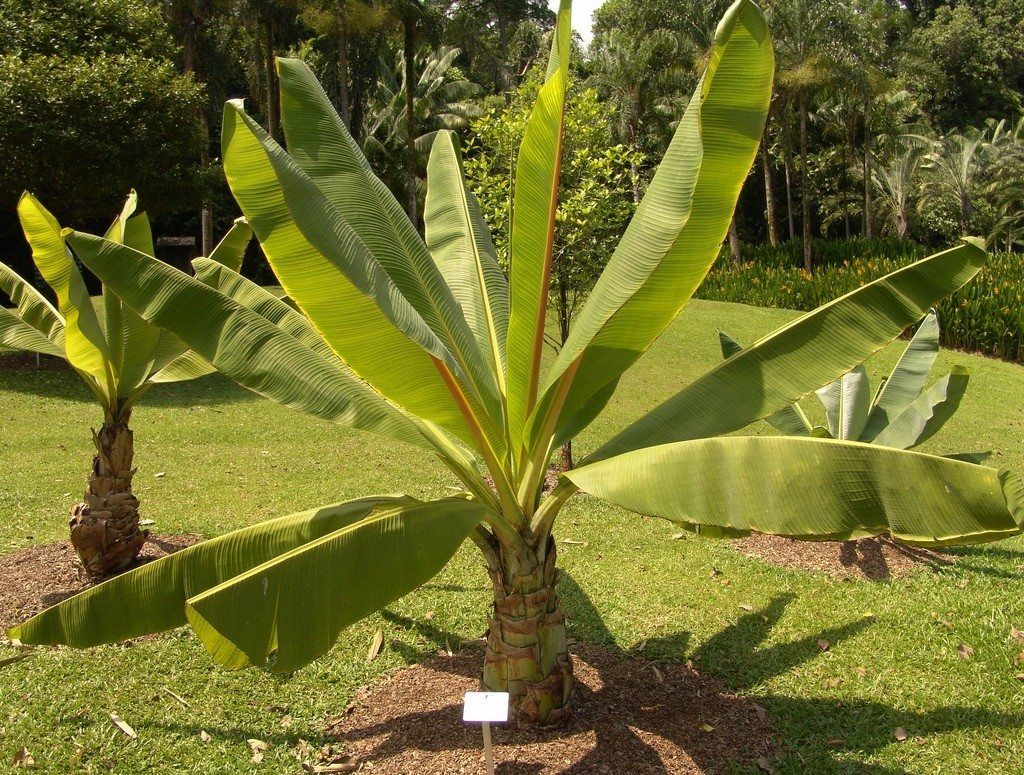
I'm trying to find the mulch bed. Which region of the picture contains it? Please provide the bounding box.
[732,533,953,581]
[327,644,775,773]
[0,534,202,631]
[0,352,68,372]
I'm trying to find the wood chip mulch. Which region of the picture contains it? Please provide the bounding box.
[0,534,203,631]
[732,533,953,581]
[327,644,775,773]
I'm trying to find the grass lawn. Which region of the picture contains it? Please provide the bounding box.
[2,298,1023,773]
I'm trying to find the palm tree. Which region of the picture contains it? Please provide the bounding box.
[587,28,690,204]
[363,45,483,210]
[872,136,927,238]
[919,126,992,236]
[0,193,251,576]
[766,0,843,271]
[14,3,1024,730]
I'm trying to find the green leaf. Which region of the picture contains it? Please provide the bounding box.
[17,192,111,394]
[8,496,411,647]
[589,240,987,462]
[221,99,478,446]
[148,348,214,384]
[66,231,428,449]
[207,217,253,273]
[816,367,870,440]
[872,367,970,449]
[184,497,488,673]
[0,261,63,356]
[424,129,509,393]
[531,0,774,449]
[862,311,940,441]
[718,329,811,436]
[275,59,500,422]
[504,0,572,450]
[565,437,1023,546]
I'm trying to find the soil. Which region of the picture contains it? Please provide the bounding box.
[0,352,68,371]
[326,644,775,774]
[732,533,953,581]
[0,534,203,631]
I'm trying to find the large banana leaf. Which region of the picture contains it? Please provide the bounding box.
[872,367,970,449]
[17,193,111,393]
[185,497,488,673]
[589,240,987,462]
[565,437,1024,546]
[424,129,509,392]
[527,0,774,451]
[0,262,63,357]
[861,311,940,441]
[8,496,411,647]
[66,231,429,448]
[504,0,572,451]
[208,216,253,273]
[275,58,500,419]
[222,100,479,446]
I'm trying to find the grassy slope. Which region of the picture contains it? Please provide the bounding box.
[2,298,1023,774]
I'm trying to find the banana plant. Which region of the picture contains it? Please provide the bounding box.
[0,192,252,576]
[9,0,1024,728]
[718,311,977,451]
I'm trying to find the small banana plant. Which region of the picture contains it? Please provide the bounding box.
[718,311,979,452]
[9,0,1024,728]
[0,192,252,576]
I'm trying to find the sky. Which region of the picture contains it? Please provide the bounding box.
[548,0,604,46]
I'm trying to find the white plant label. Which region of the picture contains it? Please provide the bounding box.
[462,691,509,723]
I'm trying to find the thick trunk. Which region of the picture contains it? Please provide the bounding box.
[403,15,419,224]
[264,18,280,140]
[69,419,146,577]
[799,93,812,273]
[336,0,351,129]
[863,98,874,239]
[482,537,572,726]
[762,145,779,245]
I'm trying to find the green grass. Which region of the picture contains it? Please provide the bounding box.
[2,298,1024,773]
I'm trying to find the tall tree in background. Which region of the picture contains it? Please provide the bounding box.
[766,0,842,271]
[244,0,300,140]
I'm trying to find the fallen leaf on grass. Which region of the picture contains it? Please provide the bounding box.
[756,755,773,772]
[199,730,211,743]
[248,739,268,764]
[894,727,908,742]
[854,667,869,678]
[1011,628,1024,644]
[365,630,383,663]
[153,472,166,478]
[280,714,293,728]
[816,639,830,652]
[12,748,33,768]
[1013,651,1024,666]
[423,611,434,621]
[109,713,137,740]
[739,604,754,612]
[163,688,190,709]
[561,539,587,546]
[957,644,975,660]
[302,757,358,774]
[1016,673,1024,682]
[698,722,715,733]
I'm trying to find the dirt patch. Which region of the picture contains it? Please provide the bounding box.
[732,533,953,581]
[0,352,68,372]
[0,534,202,631]
[327,644,775,773]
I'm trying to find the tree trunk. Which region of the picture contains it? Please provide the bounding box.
[863,98,874,239]
[482,537,572,726]
[762,145,779,245]
[180,10,214,256]
[200,110,215,257]
[628,109,641,205]
[728,217,742,266]
[403,13,419,223]
[496,1,511,99]
[783,145,796,241]
[264,17,280,140]
[69,418,146,578]
[799,92,812,273]
[336,0,351,130]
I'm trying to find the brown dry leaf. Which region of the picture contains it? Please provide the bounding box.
[894,727,909,742]
[756,754,773,773]
[248,739,269,764]
[308,758,359,774]
[753,703,767,722]
[635,639,648,653]
[862,611,877,622]
[825,738,845,747]
[1014,651,1024,666]
[153,471,166,478]
[823,677,842,689]
[957,643,975,660]
[365,630,383,663]
[698,722,715,733]
[423,611,435,621]
[109,713,137,740]
[12,748,34,768]
[280,714,293,728]
[561,539,587,546]
[199,730,212,744]
[1011,628,1024,644]
[163,688,190,709]
[739,604,754,612]
[1016,673,1024,682]
[854,667,869,678]
[817,639,830,652]
[651,665,664,683]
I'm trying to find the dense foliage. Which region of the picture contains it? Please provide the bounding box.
[700,238,1024,362]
